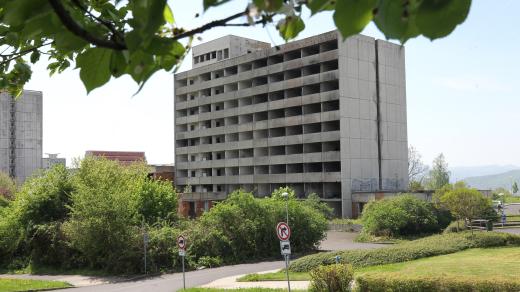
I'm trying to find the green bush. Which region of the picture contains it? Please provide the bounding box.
[146,224,182,272]
[443,220,468,234]
[355,273,520,292]
[309,264,353,292]
[186,189,327,266]
[361,195,439,237]
[289,231,520,272]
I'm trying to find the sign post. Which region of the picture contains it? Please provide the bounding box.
[177,235,187,290]
[276,222,291,292]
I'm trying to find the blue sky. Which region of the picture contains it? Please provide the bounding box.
[27,0,520,167]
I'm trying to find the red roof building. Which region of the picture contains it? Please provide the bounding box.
[85,150,147,165]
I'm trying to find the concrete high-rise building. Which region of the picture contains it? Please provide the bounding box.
[174,31,408,218]
[0,90,43,183]
[42,153,66,169]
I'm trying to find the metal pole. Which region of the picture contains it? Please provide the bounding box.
[285,198,289,226]
[182,254,186,290]
[285,254,291,292]
[144,238,147,274]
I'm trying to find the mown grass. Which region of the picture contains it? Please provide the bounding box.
[0,278,71,292]
[182,288,304,292]
[357,246,520,279]
[237,271,310,282]
[289,231,520,272]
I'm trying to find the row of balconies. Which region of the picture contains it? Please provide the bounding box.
[176,90,339,128]
[177,148,341,169]
[177,172,342,187]
[176,99,339,135]
[176,130,340,155]
[176,40,338,90]
[176,120,340,148]
[176,76,339,116]
[176,60,339,103]
[180,181,342,199]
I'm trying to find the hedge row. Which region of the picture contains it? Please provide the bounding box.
[355,273,520,292]
[289,231,520,272]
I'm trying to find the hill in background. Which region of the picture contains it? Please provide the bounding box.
[463,169,520,190]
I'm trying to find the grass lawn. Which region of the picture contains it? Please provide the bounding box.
[0,278,72,292]
[357,246,520,279]
[183,289,303,292]
[237,271,310,282]
[240,247,520,282]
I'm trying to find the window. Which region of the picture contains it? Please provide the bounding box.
[212,51,217,59]
[224,48,229,59]
[194,57,199,64]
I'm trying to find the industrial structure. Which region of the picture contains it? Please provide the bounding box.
[42,153,66,169]
[0,90,43,183]
[174,31,408,217]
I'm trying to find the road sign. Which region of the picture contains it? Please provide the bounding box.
[179,249,186,256]
[276,222,291,241]
[177,235,186,250]
[280,240,291,255]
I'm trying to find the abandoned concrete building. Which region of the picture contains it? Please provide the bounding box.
[174,31,408,217]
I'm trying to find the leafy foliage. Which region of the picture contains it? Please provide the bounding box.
[0,0,472,95]
[185,189,327,267]
[356,273,520,292]
[361,194,439,237]
[0,171,16,200]
[289,231,520,272]
[440,188,492,227]
[309,264,354,292]
[425,153,450,190]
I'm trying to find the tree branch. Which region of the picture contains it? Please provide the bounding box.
[0,42,53,65]
[171,8,251,42]
[70,0,125,46]
[48,0,126,50]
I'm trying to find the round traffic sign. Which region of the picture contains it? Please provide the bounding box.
[177,235,186,249]
[276,222,291,241]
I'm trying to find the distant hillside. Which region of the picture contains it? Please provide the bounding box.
[463,169,520,190]
[450,165,519,181]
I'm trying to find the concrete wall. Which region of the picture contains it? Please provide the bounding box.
[0,90,43,183]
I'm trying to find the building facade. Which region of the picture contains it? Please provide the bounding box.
[0,90,43,183]
[174,31,408,217]
[42,153,66,169]
[85,150,147,165]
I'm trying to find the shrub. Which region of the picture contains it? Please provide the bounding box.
[289,231,520,272]
[361,194,439,237]
[146,224,182,272]
[355,273,520,292]
[197,256,223,268]
[186,189,327,266]
[309,264,354,292]
[443,220,468,233]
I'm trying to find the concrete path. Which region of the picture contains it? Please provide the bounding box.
[201,269,309,290]
[319,231,387,251]
[0,274,122,287]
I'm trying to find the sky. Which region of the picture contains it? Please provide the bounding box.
[26,0,520,168]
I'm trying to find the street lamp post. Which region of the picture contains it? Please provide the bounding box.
[281,192,289,225]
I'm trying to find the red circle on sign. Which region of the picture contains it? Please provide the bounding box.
[276,222,291,241]
[177,235,186,249]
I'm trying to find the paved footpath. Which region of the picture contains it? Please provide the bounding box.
[0,231,383,291]
[200,269,309,290]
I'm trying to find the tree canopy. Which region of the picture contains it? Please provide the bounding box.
[0,0,472,96]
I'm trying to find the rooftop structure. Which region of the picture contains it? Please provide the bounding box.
[174,31,408,218]
[85,150,147,165]
[42,153,66,169]
[0,90,43,182]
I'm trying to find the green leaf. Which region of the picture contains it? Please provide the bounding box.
[3,0,48,27]
[416,0,472,40]
[278,16,305,41]
[110,51,127,78]
[334,0,377,39]
[203,0,231,11]
[253,0,283,12]
[30,51,40,64]
[131,0,167,38]
[126,51,156,83]
[76,48,112,93]
[54,31,89,53]
[373,0,420,42]
[307,0,336,15]
[163,4,175,24]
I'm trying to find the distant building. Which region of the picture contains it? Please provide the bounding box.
[0,90,43,183]
[174,31,408,218]
[42,153,66,169]
[148,164,175,181]
[85,150,146,165]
